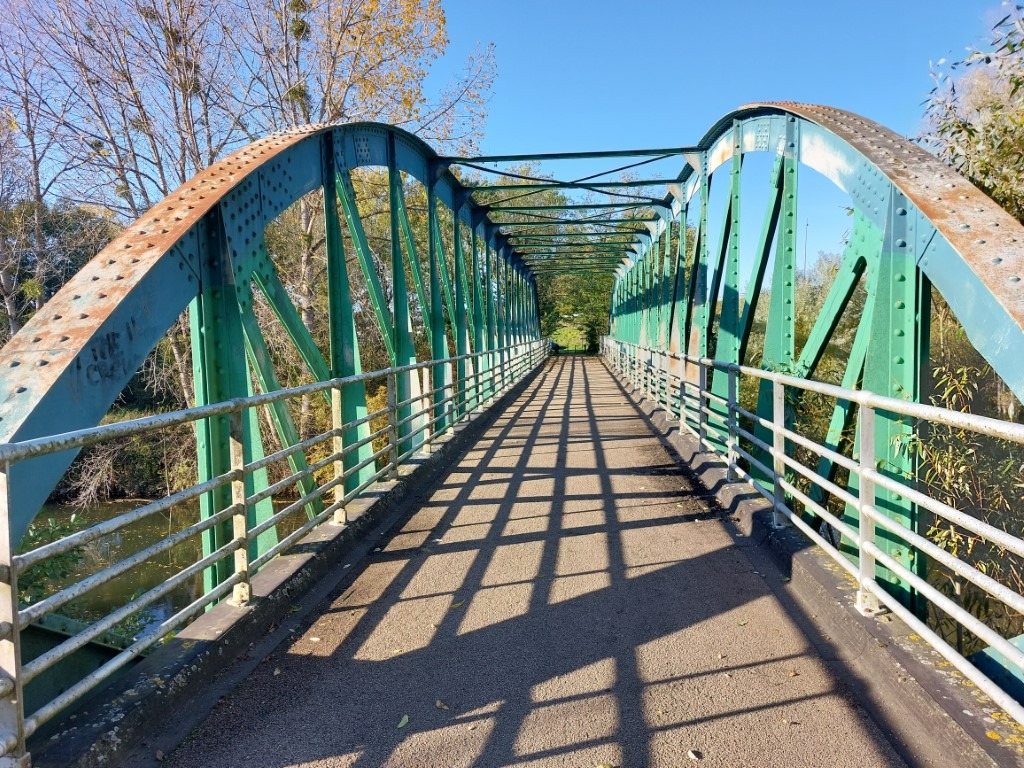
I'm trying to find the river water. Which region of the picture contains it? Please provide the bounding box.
[29,500,308,639]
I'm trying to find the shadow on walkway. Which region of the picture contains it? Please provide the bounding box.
[164,358,904,768]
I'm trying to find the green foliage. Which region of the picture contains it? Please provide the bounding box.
[539,274,613,353]
[17,514,88,607]
[0,197,121,340]
[917,360,1024,653]
[924,4,1024,222]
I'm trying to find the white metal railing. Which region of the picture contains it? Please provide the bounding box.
[0,339,549,760]
[602,336,1024,727]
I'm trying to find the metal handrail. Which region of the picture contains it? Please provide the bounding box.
[601,336,1024,727]
[0,338,551,754]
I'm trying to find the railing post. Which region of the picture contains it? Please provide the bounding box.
[499,349,507,396]
[772,380,790,528]
[471,353,480,412]
[697,360,708,449]
[445,361,455,433]
[331,385,347,523]
[727,366,738,481]
[386,372,400,479]
[421,367,433,454]
[228,409,251,606]
[645,349,653,399]
[857,404,882,615]
[0,462,27,767]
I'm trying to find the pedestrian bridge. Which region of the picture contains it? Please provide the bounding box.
[0,104,1022,766]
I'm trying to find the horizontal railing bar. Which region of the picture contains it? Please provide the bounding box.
[0,342,547,462]
[22,537,240,683]
[864,506,1024,618]
[19,505,237,627]
[24,573,242,738]
[15,472,234,573]
[243,429,337,476]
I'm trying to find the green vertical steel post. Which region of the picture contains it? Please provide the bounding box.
[190,209,275,592]
[646,234,659,348]
[388,134,417,455]
[686,154,711,390]
[694,161,710,354]
[659,219,673,350]
[671,200,690,356]
[762,116,799,374]
[496,252,507,373]
[752,121,800,473]
[426,177,450,434]
[857,187,930,612]
[505,254,513,348]
[485,240,497,398]
[453,201,470,417]
[326,137,375,496]
[718,122,743,366]
[471,223,485,408]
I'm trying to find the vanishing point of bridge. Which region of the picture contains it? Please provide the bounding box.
[0,103,1021,766]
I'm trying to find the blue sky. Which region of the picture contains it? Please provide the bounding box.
[427,0,1003,264]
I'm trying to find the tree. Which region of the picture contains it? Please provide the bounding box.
[0,196,121,342]
[923,4,1024,222]
[0,0,496,411]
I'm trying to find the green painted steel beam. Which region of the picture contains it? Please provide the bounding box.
[395,181,432,340]
[467,178,680,191]
[388,133,418,455]
[452,203,471,417]
[688,155,711,359]
[716,124,743,366]
[509,234,643,242]
[190,210,276,593]
[514,241,635,248]
[496,219,653,228]
[427,179,451,433]
[489,202,658,212]
[325,137,375,494]
[737,152,785,364]
[337,169,397,363]
[443,146,695,164]
[237,309,323,521]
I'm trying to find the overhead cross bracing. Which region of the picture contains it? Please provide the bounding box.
[449,145,686,278]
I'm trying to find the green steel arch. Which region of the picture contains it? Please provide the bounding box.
[606,103,1024,607]
[0,122,541,558]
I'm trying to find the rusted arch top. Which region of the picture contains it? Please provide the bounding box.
[0,122,523,543]
[624,102,1024,399]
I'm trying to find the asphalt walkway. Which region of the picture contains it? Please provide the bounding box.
[163,356,904,768]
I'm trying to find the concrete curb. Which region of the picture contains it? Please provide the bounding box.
[606,362,1024,768]
[29,362,548,768]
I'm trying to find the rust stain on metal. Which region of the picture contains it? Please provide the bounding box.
[746,102,1024,332]
[0,125,331,439]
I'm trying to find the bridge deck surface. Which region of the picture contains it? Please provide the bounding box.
[163,357,904,768]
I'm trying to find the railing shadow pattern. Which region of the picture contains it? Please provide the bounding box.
[160,357,903,768]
